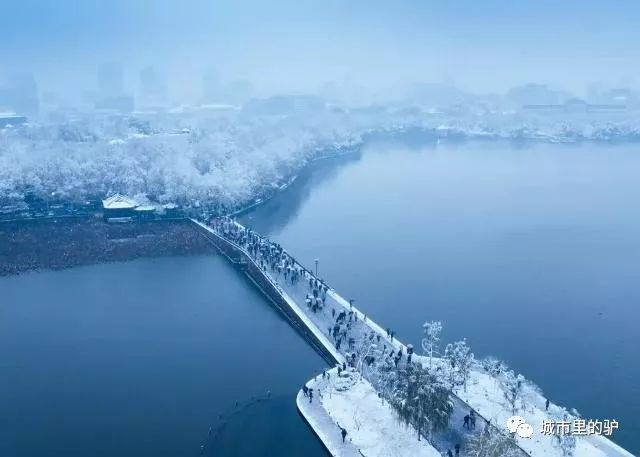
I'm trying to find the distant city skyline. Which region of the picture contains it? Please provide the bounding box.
[2,66,639,116]
[2,0,639,103]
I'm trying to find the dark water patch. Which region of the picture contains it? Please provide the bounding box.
[0,256,328,457]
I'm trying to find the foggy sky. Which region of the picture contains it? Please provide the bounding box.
[2,0,639,101]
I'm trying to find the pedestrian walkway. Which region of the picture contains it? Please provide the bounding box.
[204,217,487,455]
[297,372,363,457]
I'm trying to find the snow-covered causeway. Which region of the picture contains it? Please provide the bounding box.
[194,218,633,457]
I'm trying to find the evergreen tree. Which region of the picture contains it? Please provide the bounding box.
[387,363,453,438]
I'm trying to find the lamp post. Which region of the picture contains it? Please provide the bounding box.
[314,258,319,277]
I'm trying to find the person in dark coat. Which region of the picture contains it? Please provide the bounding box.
[463,414,470,429]
[447,450,453,457]
[455,443,460,456]
[341,427,347,443]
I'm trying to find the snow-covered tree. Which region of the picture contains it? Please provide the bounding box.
[421,321,442,368]
[465,427,520,457]
[388,364,453,439]
[555,433,577,457]
[551,408,577,457]
[481,356,508,376]
[500,370,525,413]
[443,339,474,391]
[354,335,379,379]
[0,109,376,214]
[368,354,397,403]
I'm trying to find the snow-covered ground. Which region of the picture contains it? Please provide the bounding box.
[324,301,633,457]
[297,372,363,457]
[303,368,442,457]
[459,369,635,457]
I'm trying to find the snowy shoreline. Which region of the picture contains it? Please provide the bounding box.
[223,143,361,219]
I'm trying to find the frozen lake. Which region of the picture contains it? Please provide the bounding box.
[242,139,640,454]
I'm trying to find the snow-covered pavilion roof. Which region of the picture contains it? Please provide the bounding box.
[134,204,156,212]
[102,194,137,210]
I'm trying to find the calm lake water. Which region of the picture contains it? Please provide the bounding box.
[0,256,328,457]
[243,139,640,454]
[2,139,639,455]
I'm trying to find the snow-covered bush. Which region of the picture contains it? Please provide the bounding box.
[444,339,474,392]
[480,356,508,376]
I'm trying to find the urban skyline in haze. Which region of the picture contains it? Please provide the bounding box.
[1,0,639,107]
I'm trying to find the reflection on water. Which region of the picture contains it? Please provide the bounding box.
[241,152,362,234]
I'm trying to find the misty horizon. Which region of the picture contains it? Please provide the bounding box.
[2,0,640,106]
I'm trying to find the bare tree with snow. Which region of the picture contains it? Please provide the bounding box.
[443,339,474,392]
[481,356,508,376]
[551,408,577,457]
[500,370,525,413]
[421,321,442,369]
